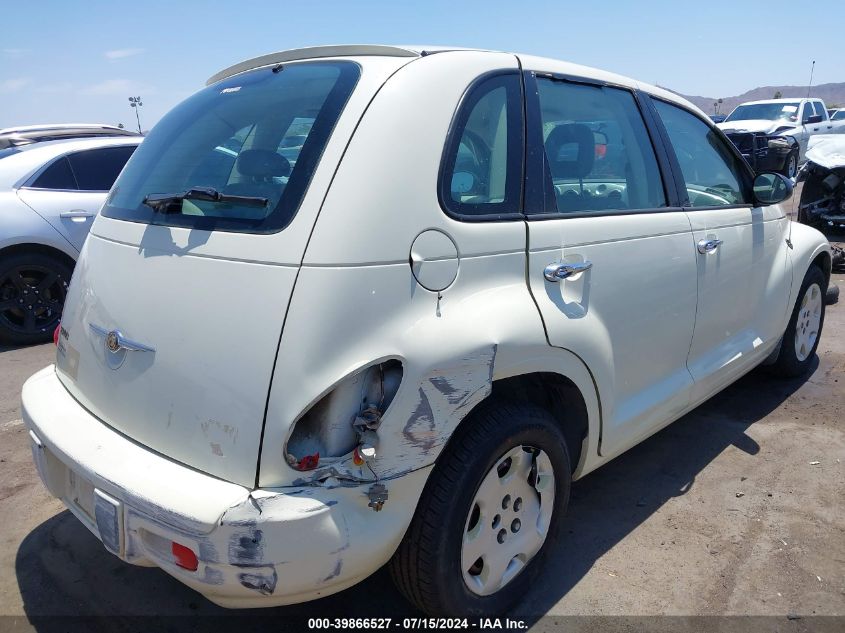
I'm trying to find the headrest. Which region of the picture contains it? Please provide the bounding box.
[545,123,595,180]
[235,149,291,179]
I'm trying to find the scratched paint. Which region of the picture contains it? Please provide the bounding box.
[229,528,264,565]
[238,567,278,595]
[321,558,343,583]
[201,420,240,458]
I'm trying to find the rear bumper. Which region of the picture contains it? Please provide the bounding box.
[22,365,429,607]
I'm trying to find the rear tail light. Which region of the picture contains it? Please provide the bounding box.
[171,541,198,571]
[53,324,61,346]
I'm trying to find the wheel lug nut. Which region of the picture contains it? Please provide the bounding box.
[511,518,521,533]
[492,514,501,529]
[497,529,507,544]
[502,495,511,510]
[513,497,523,512]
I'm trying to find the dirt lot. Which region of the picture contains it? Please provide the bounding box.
[0,233,843,631]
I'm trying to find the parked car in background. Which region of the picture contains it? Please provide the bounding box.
[709,113,726,123]
[717,98,845,177]
[0,124,139,150]
[796,135,845,231]
[0,136,140,345]
[22,45,830,616]
[830,109,845,122]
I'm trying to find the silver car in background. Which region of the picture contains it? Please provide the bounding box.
[0,137,139,345]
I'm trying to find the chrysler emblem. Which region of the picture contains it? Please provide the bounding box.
[106,331,120,353]
[89,323,156,364]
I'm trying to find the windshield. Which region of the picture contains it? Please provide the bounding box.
[725,102,800,123]
[102,61,360,233]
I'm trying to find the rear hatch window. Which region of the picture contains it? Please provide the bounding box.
[102,61,360,233]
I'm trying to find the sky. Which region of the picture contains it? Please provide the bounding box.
[1,0,840,130]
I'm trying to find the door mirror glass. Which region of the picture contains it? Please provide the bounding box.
[753,172,793,206]
[805,114,823,125]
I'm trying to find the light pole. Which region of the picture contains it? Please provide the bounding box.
[806,61,816,98]
[128,96,143,134]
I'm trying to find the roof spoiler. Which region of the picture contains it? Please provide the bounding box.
[206,45,420,86]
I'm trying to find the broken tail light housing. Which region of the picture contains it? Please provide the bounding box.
[286,359,403,469]
[53,323,60,346]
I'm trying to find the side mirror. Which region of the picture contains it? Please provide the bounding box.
[804,114,823,125]
[753,172,793,206]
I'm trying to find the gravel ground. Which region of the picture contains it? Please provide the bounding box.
[0,228,842,632]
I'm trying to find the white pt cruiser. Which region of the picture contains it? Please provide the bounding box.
[22,45,831,615]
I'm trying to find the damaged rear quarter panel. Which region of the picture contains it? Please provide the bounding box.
[259,255,554,488]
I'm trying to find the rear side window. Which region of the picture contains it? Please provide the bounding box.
[67,146,137,191]
[103,61,360,233]
[440,73,523,219]
[32,156,77,190]
[653,100,751,207]
[535,79,666,214]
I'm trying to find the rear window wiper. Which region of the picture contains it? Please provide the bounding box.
[142,186,269,213]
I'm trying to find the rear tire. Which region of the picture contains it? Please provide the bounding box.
[0,251,71,346]
[769,265,826,377]
[390,400,571,616]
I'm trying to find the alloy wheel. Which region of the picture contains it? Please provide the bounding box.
[0,265,66,337]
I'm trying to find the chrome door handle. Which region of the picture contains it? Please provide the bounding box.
[60,210,95,219]
[544,260,593,282]
[697,238,723,254]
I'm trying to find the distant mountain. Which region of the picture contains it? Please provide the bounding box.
[669,82,845,116]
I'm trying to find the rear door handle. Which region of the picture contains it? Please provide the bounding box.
[697,238,723,254]
[544,260,593,282]
[60,210,95,220]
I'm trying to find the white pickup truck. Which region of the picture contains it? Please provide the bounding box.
[717,98,845,177]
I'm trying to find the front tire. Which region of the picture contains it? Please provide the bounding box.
[390,400,571,616]
[0,251,71,346]
[769,265,826,377]
[781,150,798,179]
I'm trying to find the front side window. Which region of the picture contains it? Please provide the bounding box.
[67,146,137,191]
[654,100,750,208]
[536,79,666,214]
[102,61,360,233]
[440,73,523,218]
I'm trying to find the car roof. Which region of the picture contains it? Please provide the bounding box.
[0,123,128,134]
[738,98,814,106]
[0,136,141,190]
[206,44,703,118]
